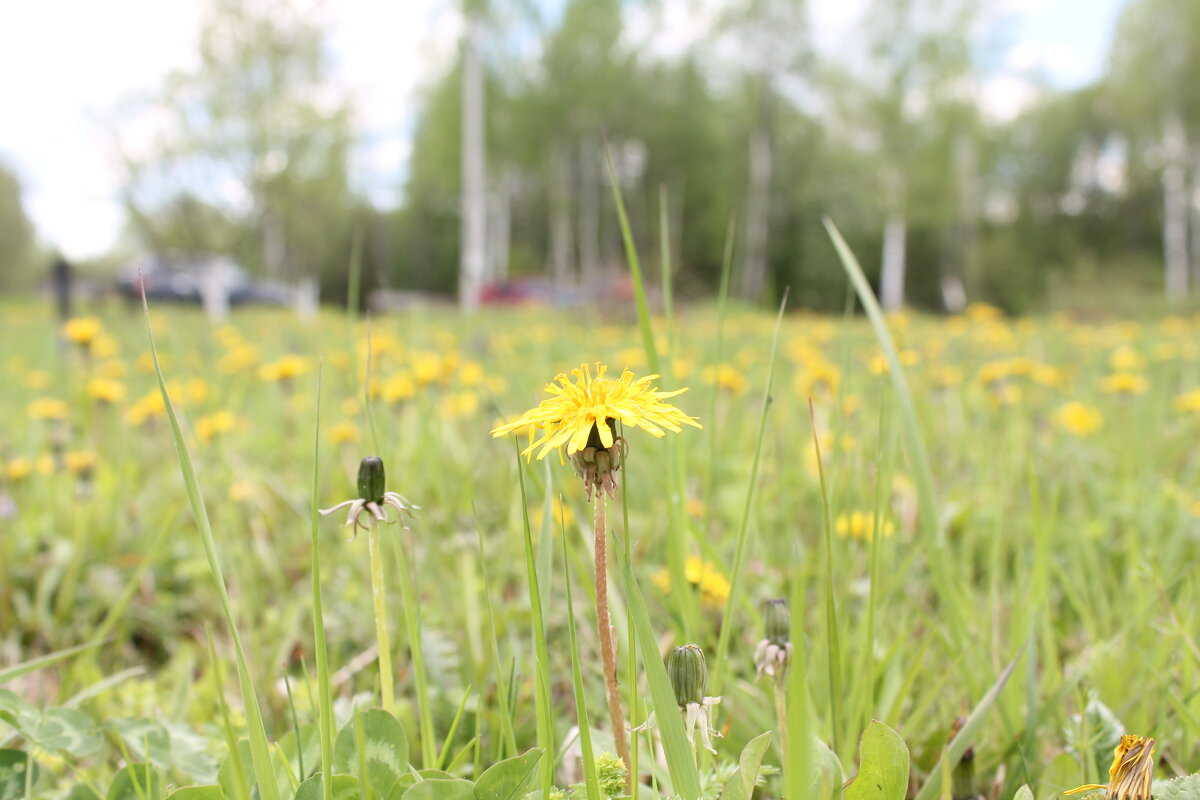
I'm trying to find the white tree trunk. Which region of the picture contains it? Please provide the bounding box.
[1162,111,1189,300]
[550,145,573,287]
[741,121,771,302]
[880,214,907,311]
[459,20,487,311]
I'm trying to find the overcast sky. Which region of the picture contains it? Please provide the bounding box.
[0,0,1125,262]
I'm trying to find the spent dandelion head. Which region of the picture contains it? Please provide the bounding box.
[319,456,419,539]
[754,598,793,680]
[490,362,700,500]
[1065,734,1155,800]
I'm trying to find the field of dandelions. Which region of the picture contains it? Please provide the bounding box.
[5,289,1200,800]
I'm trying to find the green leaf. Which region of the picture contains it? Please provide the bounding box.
[218,740,253,800]
[718,732,773,800]
[0,642,103,685]
[1155,773,1200,800]
[275,725,321,786]
[66,786,102,800]
[110,718,171,769]
[913,642,1027,800]
[294,775,361,800]
[167,787,227,799]
[843,722,910,800]
[401,779,476,800]
[106,764,165,800]
[31,708,103,758]
[612,535,702,800]
[0,690,38,733]
[1011,786,1034,800]
[473,748,543,800]
[0,750,38,800]
[333,709,410,800]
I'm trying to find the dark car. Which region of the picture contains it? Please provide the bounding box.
[116,254,290,308]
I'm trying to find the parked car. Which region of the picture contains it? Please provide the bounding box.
[116,254,290,307]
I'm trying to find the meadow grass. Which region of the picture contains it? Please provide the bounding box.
[2,263,1200,798]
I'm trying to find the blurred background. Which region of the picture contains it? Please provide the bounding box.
[1,0,1197,315]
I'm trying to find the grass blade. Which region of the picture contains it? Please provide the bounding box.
[612,531,701,800]
[310,364,335,800]
[515,448,556,797]
[710,289,788,696]
[912,641,1028,800]
[0,641,103,685]
[141,293,280,800]
[563,520,602,800]
[821,218,965,648]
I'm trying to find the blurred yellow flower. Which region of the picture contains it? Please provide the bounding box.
[530,495,575,530]
[1100,372,1148,395]
[196,410,237,441]
[86,377,126,404]
[63,317,103,346]
[5,457,32,482]
[1109,345,1144,371]
[63,451,98,476]
[703,364,748,395]
[381,373,416,404]
[28,397,69,420]
[91,334,119,359]
[1054,402,1103,436]
[219,344,259,374]
[327,421,359,445]
[259,355,309,382]
[652,556,731,608]
[835,510,895,541]
[458,361,485,387]
[125,391,166,426]
[445,392,479,419]
[1176,389,1200,414]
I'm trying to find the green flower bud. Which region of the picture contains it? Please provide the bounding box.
[357,456,386,503]
[763,598,790,645]
[667,644,707,707]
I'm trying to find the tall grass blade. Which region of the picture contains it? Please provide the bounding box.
[821,218,965,648]
[612,531,701,800]
[141,293,280,800]
[808,399,843,758]
[711,289,788,696]
[0,641,102,685]
[515,448,556,797]
[563,520,602,800]
[310,364,335,800]
[912,641,1027,800]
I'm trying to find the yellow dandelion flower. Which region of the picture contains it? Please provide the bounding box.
[458,361,485,387]
[445,391,479,419]
[36,454,56,475]
[63,451,98,476]
[1174,389,1200,414]
[491,362,701,461]
[1101,372,1148,395]
[28,397,69,421]
[1054,402,1103,436]
[62,316,103,346]
[91,334,119,359]
[125,391,166,427]
[702,364,748,395]
[327,421,359,445]
[6,457,32,482]
[1110,345,1144,372]
[834,510,895,541]
[259,355,309,382]
[653,556,730,608]
[196,410,237,441]
[1065,735,1154,800]
[86,377,126,404]
[530,496,575,531]
[219,344,259,374]
[381,373,416,404]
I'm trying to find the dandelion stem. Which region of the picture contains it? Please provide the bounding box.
[773,677,789,761]
[593,494,631,777]
[367,526,395,715]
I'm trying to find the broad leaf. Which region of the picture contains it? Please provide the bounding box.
[107,764,165,800]
[843,722,909,800]
[0,750,38,800]
[474,748,543,800]
[718,732,773,800]
[294,774,361,800]
[333,709,410,800]
[401,779,476,800]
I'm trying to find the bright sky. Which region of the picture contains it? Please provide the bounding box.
[0,0,1126,262]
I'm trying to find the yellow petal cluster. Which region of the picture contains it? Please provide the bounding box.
[490,362,701,460]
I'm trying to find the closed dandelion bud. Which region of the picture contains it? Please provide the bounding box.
[357,456,386,503]
[764,598,790,645]
[667,644,707,707]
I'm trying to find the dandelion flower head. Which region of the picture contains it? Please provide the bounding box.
[491,362,701,460]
